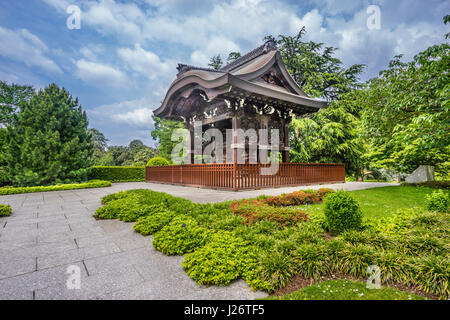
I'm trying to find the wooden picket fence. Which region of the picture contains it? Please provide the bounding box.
[146,163,345,191]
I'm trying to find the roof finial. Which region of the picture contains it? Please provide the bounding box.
[176,64,189,74]
[263,39,277,52]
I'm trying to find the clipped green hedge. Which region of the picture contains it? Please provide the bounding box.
[0,180,111,196]
[0,204,12,217]
[0,167,10,187]
[89,166,145,182]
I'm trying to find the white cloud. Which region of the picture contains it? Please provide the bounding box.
[112,108,154,127]
[0,27,62,74]
[79,44,105,61]
[117,44,175,80]
[74,59,128,87]
[89,98,155,128]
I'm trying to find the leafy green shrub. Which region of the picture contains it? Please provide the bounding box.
[265,190,323,207]
[398,234,446,256]
[323,190,363,234]
[96,193,168,222]
[317,188,335,198]
[0,204,12,217]
[426,190,448,212]
[411,255,449,299]
[0,180,111,196]
[152,215,212,255]
[118,204,167,222]
[89,166,145,182]
[293,243,331,279]
[182,231,272,291]
[96,195,139,219]
[101,191,132,205]
[230,199,309,226]
[133,210,177,235]
[375,251,409,284]
[337,245,377,278]
[146,157,170,167]
[289,222,326,245]
[339,229,392,250]
[259,251,295,289]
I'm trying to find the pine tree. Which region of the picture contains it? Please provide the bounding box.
[4,84,93,186]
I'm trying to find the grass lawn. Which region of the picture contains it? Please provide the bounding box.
[296,186,436,219]
[264,279,426,300]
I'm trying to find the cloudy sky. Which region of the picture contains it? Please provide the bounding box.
[0,0,448,146]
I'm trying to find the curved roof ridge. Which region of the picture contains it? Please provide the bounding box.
[220,39,277,73]
[176,63,223,76]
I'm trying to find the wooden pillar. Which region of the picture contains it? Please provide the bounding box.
[232,115,238,190]
[282,120,290,163]
[189,123,195,164]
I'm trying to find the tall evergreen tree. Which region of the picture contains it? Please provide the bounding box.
[4,84,93,186]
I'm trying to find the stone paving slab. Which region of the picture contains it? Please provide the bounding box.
[0,181,398,300]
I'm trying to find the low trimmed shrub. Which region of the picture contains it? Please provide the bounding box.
[152,215,212,255]
[426,190,448,212]
[146,157,170,167]
[96,192,168,222]
[182,231,272,291]
[0,180,111,196]
[133,210,177,235]
[230,199,309,227]
[323,190,363,234]
[0,204,12,217]
[89,166,145,182]
[264,188,334,207]
[403,180,450,189]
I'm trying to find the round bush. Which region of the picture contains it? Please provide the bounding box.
[323,190,363,234]
[182,231,254,286]
[146,157,170,167]
[0,204,12,217]
[133,210,176,235]
[426,190,448,212]
[152,215,212,255]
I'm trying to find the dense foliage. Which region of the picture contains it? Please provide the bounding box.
[0,204,12,217]
[426,190,449,212]
[360,44,449,174]
[4,84,93,186]
[151,116,185,161]
[153,215,213,255]
[92,138,157,167]
[89,166,145,182]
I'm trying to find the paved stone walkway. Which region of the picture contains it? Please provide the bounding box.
[0,181,398,300]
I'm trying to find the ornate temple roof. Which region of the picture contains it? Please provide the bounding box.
[154,40,327,119]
